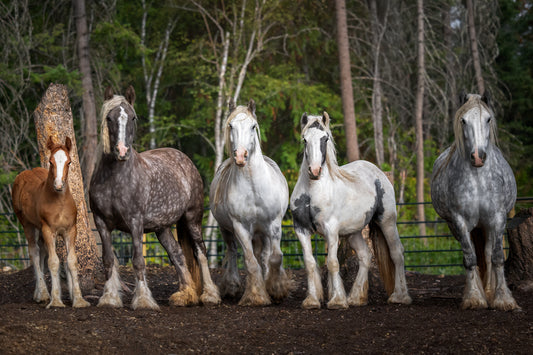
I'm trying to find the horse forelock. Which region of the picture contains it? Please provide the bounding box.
[223,105,260,157]
[100,95,136,154]
[452,94,497,158]
[301,115,354,182]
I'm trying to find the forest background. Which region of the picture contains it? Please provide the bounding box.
[0,0,532,237]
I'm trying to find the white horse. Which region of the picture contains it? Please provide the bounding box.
[290,112,411,309]
[431,93,519,310]
[210,99,291,306]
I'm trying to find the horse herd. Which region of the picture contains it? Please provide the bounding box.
[11,86,519,312]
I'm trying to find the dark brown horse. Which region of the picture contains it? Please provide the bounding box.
[90,86,220,310]
[12,136,90,308]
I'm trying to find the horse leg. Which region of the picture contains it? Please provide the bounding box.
[156,227,199,307]
[41,225,64,308]
[25,225,50,303]
[63,226,90,308]
[233,223,270,306]
[253,235,268,277]
[95,216,123,308]
[177,216,221,306]
[265,223,291,302]
[220,228,243,298]
[130,226,159,310]
[324,230,348,309]
[294,226,323,309]
[451,222,488,309]
[488,225,519,310]
[378,219,412,304]
[347,232,371,306]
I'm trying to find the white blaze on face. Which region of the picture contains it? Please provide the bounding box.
[232,113,252,166]
[117,105,129,157]
[53,149,68,190]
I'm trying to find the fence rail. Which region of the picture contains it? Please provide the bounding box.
[1,198,532,275]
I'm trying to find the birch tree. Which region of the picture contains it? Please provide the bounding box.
[466,0,485,94]
[415,0,426,237]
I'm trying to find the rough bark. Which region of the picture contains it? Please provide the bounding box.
[335,0,360,162]
[415,0,426,237]
[73,0,98,194]
[466,0,485,94]
[505,208,533,289]
[33,83,100,291]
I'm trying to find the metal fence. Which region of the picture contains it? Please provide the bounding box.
[1,198,532,275]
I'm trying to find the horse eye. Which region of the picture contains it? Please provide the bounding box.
[461,118,466,125]
[303,139,307,145]
[487,117,492,123]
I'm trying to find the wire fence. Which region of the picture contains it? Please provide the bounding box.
[1,198,532,275]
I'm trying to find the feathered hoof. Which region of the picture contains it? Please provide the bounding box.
[34,290,50,304]
[461,296,488,310]
[169,286,199,307]
[72,297,91,308]
[200,286,222,306]
[347,294,368,306]
[132,294,160,311]
[388,292,412,305]
[46,298,66,309]
[220,280,242,299]
[490,291,520,311]
[302,296,321,310]
[97,292,123,308]
[327,296,349,310]
[238,287,271,307]
[266,273,293,302]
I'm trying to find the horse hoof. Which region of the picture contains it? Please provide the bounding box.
[72,298,91,308]
[461,297,488,310]
[302,297,321,310]
[347,296,368,306]
[46,300,66,309]
[326,301,349,310]
[169,287,199,307]
[97,294,123,308]
[388,292,412,305]
[238,296,271,307]
[200,291,221,306]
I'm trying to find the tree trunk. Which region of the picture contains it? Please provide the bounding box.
[415,0,426,237]
[505,208,533,289]
[73,0,98,194]
[369,0,385,167]
[466,0,485,94]
[33,83,100,291]
[335,0,360,162]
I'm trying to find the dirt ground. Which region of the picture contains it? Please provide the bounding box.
[0,263,531,354]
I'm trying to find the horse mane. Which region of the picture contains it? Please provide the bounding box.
[301,115,356,182]
[100,95,136,154]
[451,94,498,158]
[223,104,261,157]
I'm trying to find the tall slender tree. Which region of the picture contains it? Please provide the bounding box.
[73,0,97,192]
[466,0,485,94]
[335,0,360,162]
[415,0,426,236]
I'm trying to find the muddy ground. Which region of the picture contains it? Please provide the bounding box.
[0,264,531,354]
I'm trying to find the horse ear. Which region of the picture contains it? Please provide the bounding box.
[248,99,256,115]
[65,137,72,152]
[481,90,492,108]
[104,86,114,101]
[228,98,236,113]
[46,136,55,151]
[322,111,330,127]
[301,112,308,129]
[125,85,136,106]
[459,90,468,106]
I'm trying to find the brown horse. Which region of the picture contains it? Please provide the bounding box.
[11,136,90,308]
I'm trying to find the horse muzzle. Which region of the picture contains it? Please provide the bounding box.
[115,142,131,161]
[53,181,66,192]
[308,166,322,180]
[234,147,248,167]
[470,149,486,168]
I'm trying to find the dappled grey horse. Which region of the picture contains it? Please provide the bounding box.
[290,112,411,309]
[210,99,291,306]
[431,92,518,310]
[90,86,220,310]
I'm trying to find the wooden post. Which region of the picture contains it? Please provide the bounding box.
[33,83,100,291]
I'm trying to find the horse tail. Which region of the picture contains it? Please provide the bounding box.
[369,221,396,296]
[176,223,202,296]
[470,227,487,281]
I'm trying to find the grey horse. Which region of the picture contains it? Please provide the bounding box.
[431,92,518,310]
